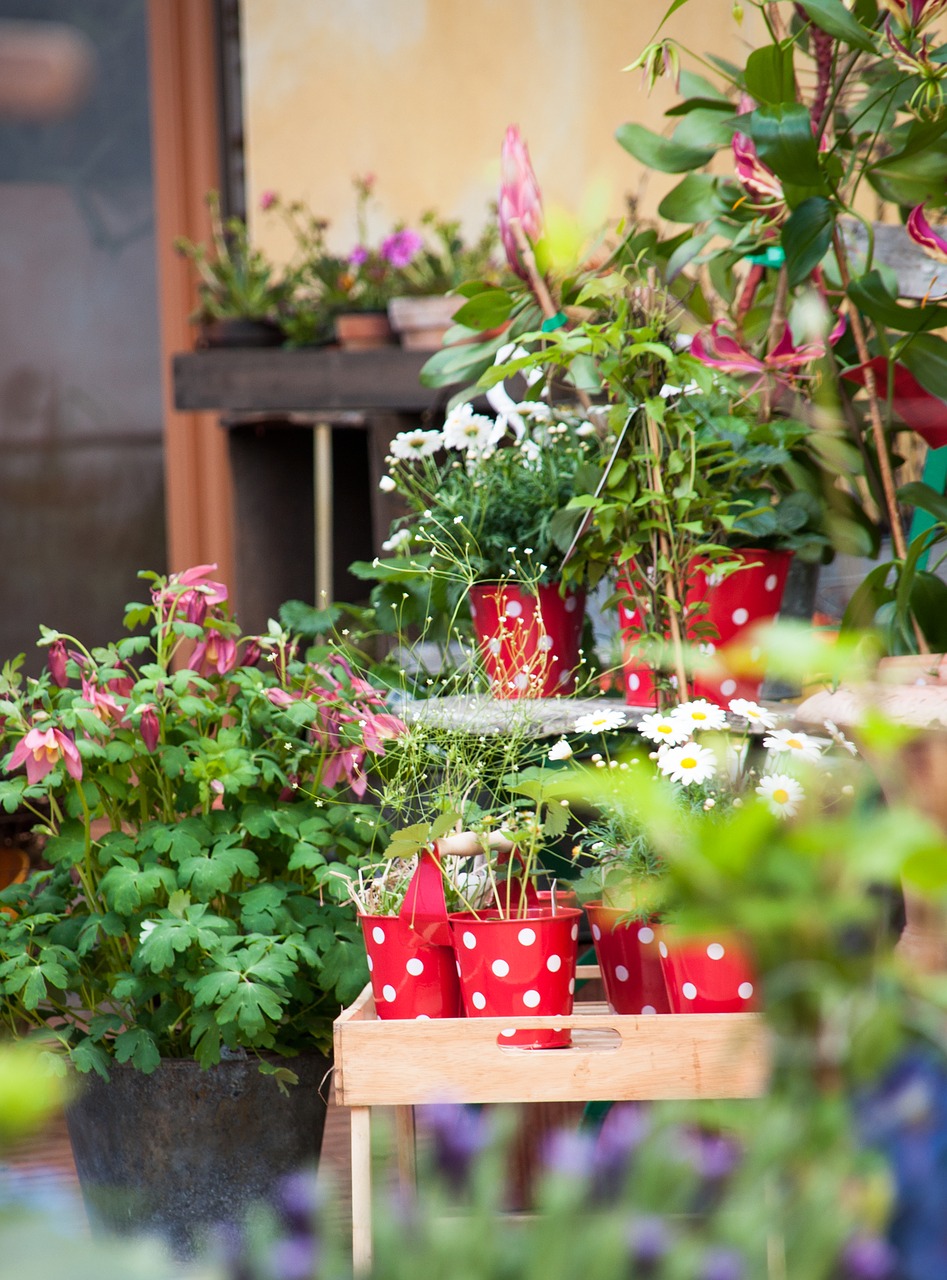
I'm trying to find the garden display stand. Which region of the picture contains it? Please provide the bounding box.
[332,966,769,1272]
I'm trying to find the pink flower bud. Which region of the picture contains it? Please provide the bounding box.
[139,705,160,754]
[498,125,544,280]
[48,639,69,688]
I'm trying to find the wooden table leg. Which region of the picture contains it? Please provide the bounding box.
[395,1104,416,1192]
[350,1105,372,1275]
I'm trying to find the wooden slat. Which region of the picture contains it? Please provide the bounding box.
[172,348,446,413]
[842,218,947,301]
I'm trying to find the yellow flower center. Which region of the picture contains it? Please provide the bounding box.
[786,738,802,750]
[681,756,697,770]
[658,725,673,734]
[773,788,790,804]
[692,712,707,721]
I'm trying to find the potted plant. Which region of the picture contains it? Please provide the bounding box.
[370,399,606,697]
[0,565,401,1254]
[173,190,291,348]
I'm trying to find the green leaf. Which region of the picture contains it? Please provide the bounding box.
[899,334,947,403]
[796,0,876,51]
[114,1028,161,1073]
[848,271,947,336]
[615,122,717,174]
[192,969,241,1006]
[70,1040,111,1079]
[449,288,514,331]
[744,43,796,106]
[781,197,834,286]
[869,118,947,205]
[748,105,824,188]
[177,844,259,898]
[658,174,733,224]
[898,481,947,527]
[217,982,284,1036]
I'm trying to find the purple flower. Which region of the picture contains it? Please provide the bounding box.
[269,1235,319,1280]
[348,245,369,267]
[47,639,69,688]
[542,1129,596,1180]
[416,1102,490,1190]
[277,1169,322,1234]
[680,1128,742,1182]
[840,1235,898,1279]
[381,228,424,269]
[700,1246,746,1280]
[626,1215,671,1272]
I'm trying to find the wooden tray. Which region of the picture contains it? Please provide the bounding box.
[333,966,770,1107]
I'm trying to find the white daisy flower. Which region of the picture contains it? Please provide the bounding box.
[671,699,729,733]
[574,709,628,734]
[378,475,397,492]
[637,711,692,746]
[728,698,777,729]
[756,773,805,818]
[547,738,573,762]
[657,741,717,786]
[441,403,497,453]
[762,728,824,763]
[389,428,443,460]
[381,528,412,553]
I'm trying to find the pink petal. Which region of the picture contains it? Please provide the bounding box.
[907,203,947,264]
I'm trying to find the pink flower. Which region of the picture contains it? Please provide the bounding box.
[138,704,160,753]
[498,125,544,280]
[348,245,369,267]
[260,190,277,211]
[81,676,126,724]
[190,630,238,676]
[265,688,298,707]
[879,0,947,29]
[156,564,228,624]
[241,639,262,668]
[47,640,69,688]
[732,133,785,209]
[690,321,834,391]
[380,229,424,269]
[7,726,82,785]
[907,203,947,265]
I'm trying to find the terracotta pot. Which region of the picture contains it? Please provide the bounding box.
[359,913,463,1020]
[586,903,670,1015]
[448,907,581,1048]
[657,926,759,1013]
[387,294,459,351]
[334,309,395,350]
[469,581,586,699]
[618,549,792,707]
[0,848,29,918]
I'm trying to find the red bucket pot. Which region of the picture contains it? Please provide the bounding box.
[618,549,792,707]
[586,903,670,1015]
[448,907,582,1048]
[359,914,463,1020]
[657,927,759,1014]
[469,582,585,698]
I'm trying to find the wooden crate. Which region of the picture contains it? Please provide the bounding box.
[333,967,770,1107]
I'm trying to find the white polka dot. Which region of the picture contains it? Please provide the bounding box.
[513,673,530,690]
[682,982,698,1000]
[738,982,754,1000]
[553,1027,563,1034]
[523,990,541,1008]
[491,958,510,977]
[641,1005,657,1015]
[471,991,487,1010]
[564,596,578,612]
[382,984,397,1003]
[706,943,725,960]
[518,928,536,946]
[463,931,477,949]
[372,926,386,945]
[504,600,523,618]
[637,926,654,944]
[406,957,424,976]
[488,638,502,656]
[500,1028,516,1037]
[546,954,562,973]
[614,965,630,982]
[592,924,601,941]
[416,1014,431,1020]
[537,635,553,651]
[571,924,578,941]
[765,574,778,591]
[720,679,737,697]
[569,978,575,993]
[625,611,639,625]
[659,941,668,958]
[366,955,374,972]
[627,672,640,691]
[732,607,749,626]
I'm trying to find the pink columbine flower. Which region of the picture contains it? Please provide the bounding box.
[7,726,83,785]
[138,704,160,753]
[381,229,424,269]
[498,125,544,280]
[190,630,238,676]
[81,676,126,725]
[265,688,299,708]
[157,564,229,625]
[907,203,947,264]
[47,639,69,688]
[690,321,836,392]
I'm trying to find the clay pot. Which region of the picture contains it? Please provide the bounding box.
[334,310,395,350]
[387,295,459,351]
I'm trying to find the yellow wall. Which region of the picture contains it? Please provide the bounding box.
[241,0,754,263]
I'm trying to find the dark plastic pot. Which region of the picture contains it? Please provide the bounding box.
[65,1051,331,1259]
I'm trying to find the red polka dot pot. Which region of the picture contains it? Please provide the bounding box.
[468,582,586,699]
[657,927,759,1014]
[359,914,463,1021]
[448,907,582,1048]
[618,549,793,707]
[585,903,671,1015]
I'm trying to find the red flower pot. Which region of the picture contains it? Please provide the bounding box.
[657,927,759,1014]
[469,582,585,698]
[448,907,582,1048]
[618,549,792,707]
[586,903,670,1015]
[359,913,463,1020]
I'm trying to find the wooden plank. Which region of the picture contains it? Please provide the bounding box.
[172,348,445,413]
[333,982,770,1107]
[841,218,947,301]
